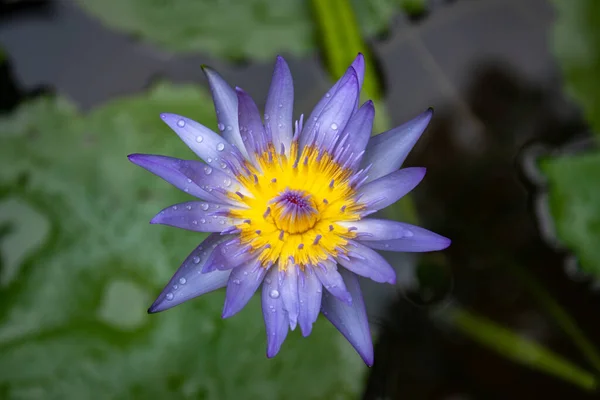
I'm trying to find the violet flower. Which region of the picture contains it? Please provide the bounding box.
[129,54,450,365]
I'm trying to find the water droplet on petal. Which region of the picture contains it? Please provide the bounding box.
[201,203,209,211]
[179,277,187,285]
[217,123,225,131]
[177,119,186,127]
[226,125,233,131]
[192,220,198,225]
[217,143,225,151]
[264,114,270,120]
[330,123,338,130]
[269,289,280,299]
[219,220,225,225]
[172,205,178,210]
[223,178,232,187]
[204,166,213,175]
[325,92,331,98]
[207,157,212,163]
[173,284,179,290]
[200,218,206,223]
[187,178,192,183]
[192,256,200,264]
[233,279,241,285]
[166,293,174,301]
[278,103,283,108]
[404,230,414,238]
[265,278,272,284]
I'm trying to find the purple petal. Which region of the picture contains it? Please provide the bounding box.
[321,268,374,366]
[202,238,255,273]
[345,219,451,252]
[128,154,245,205]
[202,66,249,158]
[313,259,352,305]
[361,108,433,183]
[160,113,241,174]
[280,263,299,330]
[222,258,266,318]
[300,55,363,148]
[128,154,218,202]
[236,87,268,161]
[148,233,231,313]
[300,70,359,151]
[262,266,290,358]
[265,56,294,155]
[298,266,323,337]
[150,201,237,232]
[357,167,426,212]
[333,101,375,169]
[350,53,365,91]
[338,241,396,284]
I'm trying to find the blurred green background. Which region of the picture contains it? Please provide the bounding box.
[1,0,600,399]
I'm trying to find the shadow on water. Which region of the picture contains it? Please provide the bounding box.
[364,61,600,399]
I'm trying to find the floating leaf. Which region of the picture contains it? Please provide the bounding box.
[0,84,364,399]
[541,151,600,277]
[74,0,396,61]
[552,0,600,135]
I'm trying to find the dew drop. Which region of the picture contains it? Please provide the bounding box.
[219,220,225,225]
[192,220,198,225]
[201,203,209,210]
[172,205,178,210]
[186,205,192,210]
[269,289,280,299]
[177,119,186,127]
[204,166,213,175]
[243,271,248,276]
[192,256,200,264]
[264,114,270,120]
[278,103,283,108]
[179,277,187,285]
[330,123,338,130]
[384,243,390,249]
[278,123,283,128]
[404,230,414,238]
[216,142,225,151]
[265,278,272,284]
[166,293,174,301]
[325,92,331,98]
[200,218,206,223]
[226,125,233,131]
[195,135,203,143]
[173,284,179,290]
[223,178,232,187]
[207,157,212,163]
[217,123,225,131]
[187,178,192,183]
[233,279,241,285]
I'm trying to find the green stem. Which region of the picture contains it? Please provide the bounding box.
[446,306,597,391]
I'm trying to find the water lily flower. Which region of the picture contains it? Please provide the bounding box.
[129,54,450,366]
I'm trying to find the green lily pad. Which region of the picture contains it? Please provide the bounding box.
[0,84,364,399]
[552,0,600,136]
[74,0,396,60]
[541,151,600,277]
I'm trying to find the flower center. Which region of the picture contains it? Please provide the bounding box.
[271,189,319,234]
[227,144,363,268]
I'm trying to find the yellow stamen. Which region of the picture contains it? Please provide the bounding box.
[229,143,362,269]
